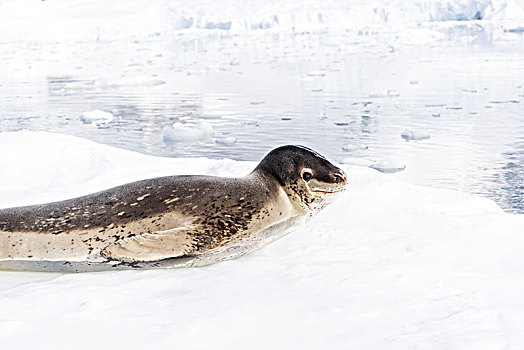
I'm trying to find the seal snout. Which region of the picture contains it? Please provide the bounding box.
[331,170,347,184]
[309,167,348,195]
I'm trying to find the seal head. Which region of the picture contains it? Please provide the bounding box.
[254,145,347,215]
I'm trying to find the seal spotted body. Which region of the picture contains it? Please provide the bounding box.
[0,145,347,272]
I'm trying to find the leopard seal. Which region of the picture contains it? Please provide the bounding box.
[0,145,347,272]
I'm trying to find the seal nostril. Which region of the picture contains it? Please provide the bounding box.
[332,171,346,183]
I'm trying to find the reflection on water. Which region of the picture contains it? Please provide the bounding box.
[0,31,523,213]
[502,139,524,212]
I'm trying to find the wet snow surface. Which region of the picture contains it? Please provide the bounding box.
[0,132,523,349]
[1,0,524,348]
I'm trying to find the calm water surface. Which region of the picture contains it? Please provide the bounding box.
[0,30,523,213]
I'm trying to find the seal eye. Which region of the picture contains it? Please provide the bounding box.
[302,171,312,182]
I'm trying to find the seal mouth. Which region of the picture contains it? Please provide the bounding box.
[308,170,348,195]
[311,185,347,194]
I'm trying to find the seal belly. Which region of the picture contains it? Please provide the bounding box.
[0,178,300,268]
[0,229,91,261]
[0,211,195,262]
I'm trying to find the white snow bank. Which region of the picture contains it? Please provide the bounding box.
[0,0,523,42]
[0,131,523,349]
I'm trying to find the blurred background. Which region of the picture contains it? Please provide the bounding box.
[0,0,523,213]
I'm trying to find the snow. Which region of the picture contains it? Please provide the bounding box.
[1,131,523,349]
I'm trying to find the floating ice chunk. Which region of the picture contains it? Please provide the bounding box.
[395,28,445,45]
[215,136,237,145]
[242,120,259,126]
[205,21,232,30]
[80,109,114,124]
[369,161,406,174]
[489,100,520,104]
[307,71,326,77]
[98,77,165,88]
[369,92,387,97]
[162,121,214,141]
[341,157,405,173]
[197,114,222,120]
[341,143,368,152]
[369,90,400,98]
[387,90,400,97]
[351,101,373,107]
[401,129,431,141]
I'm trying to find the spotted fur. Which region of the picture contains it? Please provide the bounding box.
[0,145,347,272]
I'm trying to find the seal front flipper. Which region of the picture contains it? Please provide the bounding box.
[101,227,195,262]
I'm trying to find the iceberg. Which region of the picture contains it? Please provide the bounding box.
[1,0,523,42]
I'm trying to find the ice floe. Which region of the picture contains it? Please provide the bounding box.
[341,156,406,173]
[215,136,237,145]
[369,90,400,98]
[79,109,114,124]
[0,131,523,349]
[369,160,407,173]
[162,121,214,141]
[401,129,431,141]
[341,143,369,152]
[97,77,166,89]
